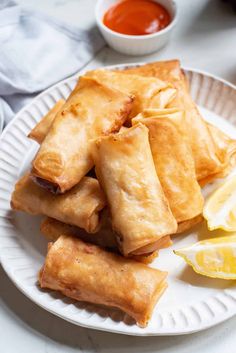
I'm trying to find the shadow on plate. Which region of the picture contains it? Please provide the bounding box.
[197,221,236,241]
[177,265,235,290]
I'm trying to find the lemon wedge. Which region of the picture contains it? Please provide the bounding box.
[203,176,236,231]
[174,235,236,279]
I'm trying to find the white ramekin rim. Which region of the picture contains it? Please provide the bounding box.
[95,0,178,40]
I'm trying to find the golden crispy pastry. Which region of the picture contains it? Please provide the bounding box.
[119,126,129,133]
[86,69,176,122]
[92,123,177,256]
[175,214,204,235]
[131,251,159,264]
[131,235,172,256]
[199,123,236,185]
[122,60,236,183]
[121,60,182,84]
[11,173,106,233]
[29,113,166,260]
[39,234,168,327]
[41,210,117,249]
[40,216,159,264]
[31,77,133,193]
[28,100,65,144]
[133,109,204,222]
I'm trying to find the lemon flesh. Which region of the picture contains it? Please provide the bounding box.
[174,235,236,279]
[203,176,236,231]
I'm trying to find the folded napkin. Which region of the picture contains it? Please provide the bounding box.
[0,0,105,126]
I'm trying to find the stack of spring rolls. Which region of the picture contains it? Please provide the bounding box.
[11,60,236,328]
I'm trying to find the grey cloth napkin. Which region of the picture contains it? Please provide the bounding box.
[0,0,105,127]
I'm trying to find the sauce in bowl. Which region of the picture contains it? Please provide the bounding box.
[103,0,171,36]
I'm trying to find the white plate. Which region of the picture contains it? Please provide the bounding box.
[0,64,236,336]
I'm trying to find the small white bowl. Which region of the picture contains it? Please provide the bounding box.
[95,0,178,56]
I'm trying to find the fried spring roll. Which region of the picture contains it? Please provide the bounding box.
[86,70,176,122]
[199,123,236,185]
[28,100,65,144]
[175,214,204,235]
[31,77,133,193]
[41,211,117,249]
[11,174,106,233]
[40,217,159,264]
[132,235,173,256]
[92,123,177,256]
[39,235,168,327]
[133,109,204,223]
[122,60,236,183]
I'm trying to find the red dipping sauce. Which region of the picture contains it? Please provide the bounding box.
[103,0,171,36]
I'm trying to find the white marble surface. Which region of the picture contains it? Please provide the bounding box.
[1,0,236,352]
